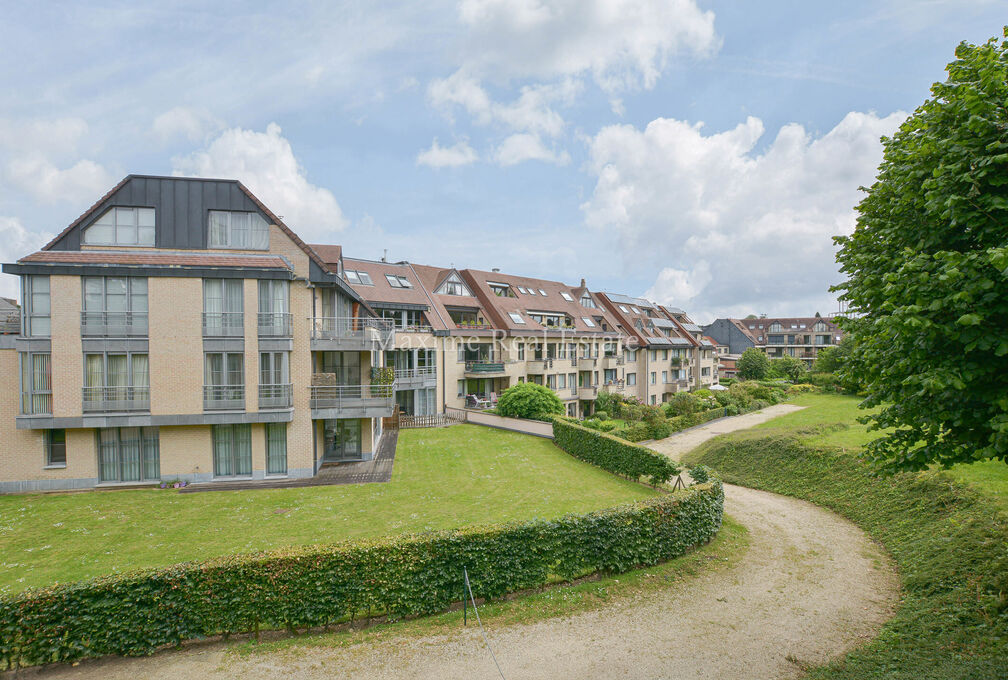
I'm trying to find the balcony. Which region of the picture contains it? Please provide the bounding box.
[80,311,148,337]
[601,354,624,368]
[602,380,627,393]
[82,385,150,413]
[578,384,598,400]
[526,357,554,373]
[204,384,245,411]
[258,312,292,337]
[310,316,395,350]
[578,356,597,368]
[258,383,292,409]
[393,366,437,384]
[202,312,244,337]
[309,383,396,418]
[464,359,506,375]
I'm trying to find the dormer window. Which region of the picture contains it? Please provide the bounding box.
[580,294,596,308]
[560,292,574,302]
[83,207,155,247]
[385,274,412,288]
[208,210,269,250]
[488,282,514,297]
[437,272,473,297]
[769,322,783,332]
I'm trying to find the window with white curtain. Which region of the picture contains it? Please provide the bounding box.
[20,352,51,414]
[258,279,290,335]
[83,207,155,246]
[213,424,252,477]
[97,427,159,482]
[266,423,287,475]
[23,276,50,337]
[208,211,269,250]
[203,279,244,334]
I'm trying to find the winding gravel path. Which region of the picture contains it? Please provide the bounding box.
[39,405,899,680]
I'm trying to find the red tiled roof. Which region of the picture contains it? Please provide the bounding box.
[311,244,342,266]
[19,250,292,270]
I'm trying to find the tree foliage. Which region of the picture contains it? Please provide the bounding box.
[767,355,808,382]
[496,382,564,420]
[736,347,770,380]
[834,30,1008,471]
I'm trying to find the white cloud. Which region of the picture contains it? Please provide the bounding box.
[416,138,479,168]
[582,110,907,319]
[493,133,570,166]
[457,0,719,91]
[0,216,50,298]
[5,156,116,205]
[0,117,90,154]
[152,107,222,143]
[172,122,348,239]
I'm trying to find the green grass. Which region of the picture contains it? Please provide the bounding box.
[685,400,1008,679]
[234,516,748,657]
[0,425,656,596]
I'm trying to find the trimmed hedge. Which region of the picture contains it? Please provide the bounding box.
[0,482,723,669]
[552,417,679,484]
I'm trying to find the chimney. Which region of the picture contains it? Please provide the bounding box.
[382,249,387,263]
[492,267,500,272]
[580,278,586,288]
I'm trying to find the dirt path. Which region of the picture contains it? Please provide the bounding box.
[38,404,899,680]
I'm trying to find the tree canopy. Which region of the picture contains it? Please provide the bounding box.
[496,382,564,421]
[834,29,1008,471]
[736,347,770,381]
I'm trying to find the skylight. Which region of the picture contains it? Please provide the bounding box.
[582,316,595,327]
[560,292,574,302]
[508,312,525,324]
[385,274,411,288]
[345,270,373,285]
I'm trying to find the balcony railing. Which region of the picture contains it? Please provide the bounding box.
[394,366,437,380]
[309,383,396,410]
[578,356,597,367]
[258,383,292,409]
[454,321,494,330]
[258,312,293,337]
[465,359,505,373]
[578,384,598,399]
[80,311,148,337]
[20,391,52,416]
[82,385,150,413]
[204,384,245,411]
[202,312,245,337]
[310,316,395,345]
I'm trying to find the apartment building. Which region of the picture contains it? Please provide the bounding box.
[0,175,397,492]
[0,174,716,492]
[702,316,844,367]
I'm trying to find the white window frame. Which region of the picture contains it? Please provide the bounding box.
[83,207,156,247]
[581,317,595,327]
[207,210,268,250]
[560,292,574,302]
[508,312,525,324]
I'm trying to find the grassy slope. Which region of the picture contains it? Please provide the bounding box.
[685,394,1008,679]
[0,425,656,595]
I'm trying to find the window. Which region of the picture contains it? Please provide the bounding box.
[23,276,50,336]
[260,351,290,405]
[529,312,565,327]
[538,289,547,296]
[457,379,466,398]
[204,352,244,408]
[627,372,636,386]
[650,395,656,405]
[97,427,159,482]
[560,292,574,302]
[581,317,595,327]
[618,305,629,313]
[508,312,525,324]
[662,370,668,383]
[631,306,640,314]
[82,276,148,334]
[266,423,287,475]
[488,282,512,297]
[208,210,268,249]
[517,343,525,360]
[517,286,528,294]
[203,279,243,334]
[20,353,51,414]
[558,374,567,389]
[770,322,783,332]
[580,294,596,308]
[213,424,252,477]
[547,374,557,389]
[662,349,668,360]
[83,207,155,246]
[437,272,473,296]
[650,372,656,385]
[44,429,66,467]
[386,274,412,288]
[83,352,149,410]
[344,269,373,285]
[258,280,290,335]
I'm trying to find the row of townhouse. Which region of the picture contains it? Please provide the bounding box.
[0,175,715,493]
[702,316,844,368]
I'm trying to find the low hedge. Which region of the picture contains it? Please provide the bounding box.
[0,482,723,669]
[685,435,1008,679]
[552,417,679,484]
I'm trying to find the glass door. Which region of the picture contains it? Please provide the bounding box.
[323,419,362,462]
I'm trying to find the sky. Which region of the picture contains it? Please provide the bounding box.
[0,1,1003,322]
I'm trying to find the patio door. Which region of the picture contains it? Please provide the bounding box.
[323,419,362,462]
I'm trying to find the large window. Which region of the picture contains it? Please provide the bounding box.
[97,427,159,482]
[213,424,252,477]
[436,272,473,296]
[259,351,291,408]
[204,353,244,409]
[203,279,244,335]
[20,352,51,415]
[266,423,287,475]
[208,211,268,250]
[317,351,360,384]
[82,277,148,335]
[84,352,150,411]
[23,276,50,337]
[258,280,290,335]
[83,207,155,246]
[46,429,66,467]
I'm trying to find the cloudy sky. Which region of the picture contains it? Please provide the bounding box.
[0,1,1002,321]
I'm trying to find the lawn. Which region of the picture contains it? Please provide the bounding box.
[753,392,1008,512]
[0,424,657,596]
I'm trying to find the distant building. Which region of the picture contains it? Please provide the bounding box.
[702,316,844,368]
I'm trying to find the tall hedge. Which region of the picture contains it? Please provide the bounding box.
[552,417,679,484]
[0,483,722,669]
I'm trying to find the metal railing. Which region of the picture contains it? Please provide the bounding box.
[464,359,505,373]
[203,384,245,411]
[258,383,292,409]
[80,311,149,337]
[202,312,245,337]
[309,383,396,410]
[20,391,52,415]
[310,316,395,344]
[578,384,598,398]
[578,356,597,367]
[82,385,150,412]
[258,312,293,337]
[393,366,437,380]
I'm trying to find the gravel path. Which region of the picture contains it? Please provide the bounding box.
[37,404,899,680]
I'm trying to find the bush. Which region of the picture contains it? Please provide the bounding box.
[594,390,622,418]
[582,419,602,430]
[648,421,672,440]
[767,355,808,383]
[594,410,609,421]
[597,421,617,433]
[664,392,702,417]
[496,382,564,421]
[737,347,770,380]
[0,482,723,668]
[552,418,679,485]
[687,434,1008,679]
[688,464,712,484]
[622,423,652,442]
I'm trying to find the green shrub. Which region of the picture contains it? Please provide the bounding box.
[687,435,1008,679]
[688,464,711,484]
[594,410,609,421]
[597,421,617,433]
[594,390,622,418]
[622,423,651,442]
[582,419,602,430]
[552,418,679,484]
[0,483,722,668]
[648,421,672,440]
[496,382,564,421]
[665,392,702,417]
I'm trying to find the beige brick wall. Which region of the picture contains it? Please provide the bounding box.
[288,281,313,471]
[149,277,203,414]
[50,275,83,418]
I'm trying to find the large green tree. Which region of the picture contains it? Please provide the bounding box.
[736,347,770,381]
[834,29,1008,471]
